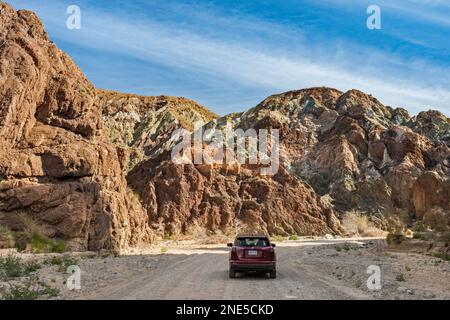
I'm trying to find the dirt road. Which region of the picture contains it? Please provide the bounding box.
[81,243,371,300]
[49,238,448,300]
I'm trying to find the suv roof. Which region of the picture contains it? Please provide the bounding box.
[236,234,269,238]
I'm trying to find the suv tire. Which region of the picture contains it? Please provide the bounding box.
[270,270,277,279]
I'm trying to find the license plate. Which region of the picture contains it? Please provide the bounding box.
[247,250,258,256]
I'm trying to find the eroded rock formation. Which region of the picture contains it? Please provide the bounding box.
[98,89,218,172]
[0,3,151,252]
[255,88,450,230]
[125,87,449,236]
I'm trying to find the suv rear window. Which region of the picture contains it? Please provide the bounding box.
[236,237,269,247]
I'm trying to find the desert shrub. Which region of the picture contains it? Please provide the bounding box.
[412,222,427,232]
[412,231,433,241]
[341,212,384,237]
[2,283,59,300]
[433,253,450,262]
[3,285,39,300]
[40,286,60,298]
[24,261,41,274]
[163,233,175,241]
[0,225,15,248]
[18,213,46,236]
[45,255,78,272]
[340,243,352,252]
[51,240,67,253]
[335,243,352,252]
[0,225,12,236]
[15,233,67,254]
[412,232,423,240]
[342,243,352,251]
[0,255,23,278]
[383,208,411,234]
[29,234,54,253]
[271,235,285,242]
[12,214,67,253]
[289,235,299,241]
[386,233,406,245]
[356,215,369,235]
[395,273,406,282]
[0,255,42,280]
[423,208,450,232]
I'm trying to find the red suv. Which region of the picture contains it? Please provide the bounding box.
[227,235,277,279]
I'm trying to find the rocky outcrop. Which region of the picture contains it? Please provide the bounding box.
[99,90,345,237]
[412,172,450,230]
[128,155,342,237]
[407,110,450,145]
[252,88,450,230]
[0,3,152,252]
[124,89,347,237]
[99,90,218,172]
[107,87,449,236]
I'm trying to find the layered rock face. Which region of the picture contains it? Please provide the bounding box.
[124,87,449,236]
[99,90,218,172]
[252,88,450,230]
[101,90,342,237]
[128,156,342,237]
[0,3,152,252]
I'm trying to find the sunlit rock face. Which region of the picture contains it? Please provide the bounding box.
[0,3,152,252]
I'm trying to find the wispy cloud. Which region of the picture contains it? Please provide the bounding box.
[7,0,450,116]
[319,0,450,28]
[380,0,450,29]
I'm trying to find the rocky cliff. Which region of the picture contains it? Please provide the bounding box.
[0,3,152,252]
[256,88,450,231]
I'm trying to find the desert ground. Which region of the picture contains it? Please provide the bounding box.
[1,237,449,300]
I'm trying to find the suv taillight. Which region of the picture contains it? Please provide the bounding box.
[231,248,244,259]
[231,247,239,260]
[267,248,275,259]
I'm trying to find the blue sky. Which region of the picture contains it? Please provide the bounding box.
[7,0,450,116]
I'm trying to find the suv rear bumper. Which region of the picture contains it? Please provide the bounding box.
[230,262,276,272]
